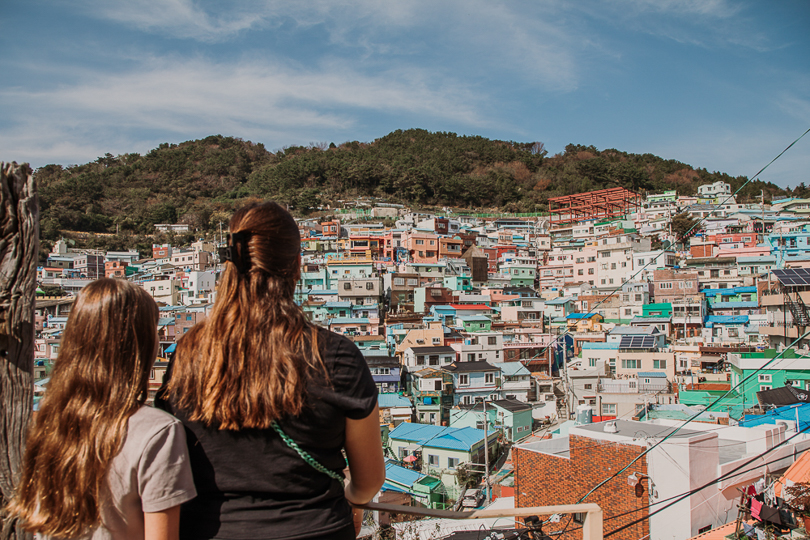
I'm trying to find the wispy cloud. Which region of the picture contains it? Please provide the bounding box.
[0,55,489,166]
[79,0,584,92]
[78,0,270,42]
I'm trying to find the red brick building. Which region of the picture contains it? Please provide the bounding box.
[513,426,649,540]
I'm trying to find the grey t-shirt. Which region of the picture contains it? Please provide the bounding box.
[90,406,197,539]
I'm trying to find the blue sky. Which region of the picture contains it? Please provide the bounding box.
[1,0,808,188]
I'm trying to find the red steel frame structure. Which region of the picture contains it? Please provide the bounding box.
[548,187,641,227]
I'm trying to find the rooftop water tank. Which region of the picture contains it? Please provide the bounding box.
[575,404,593,425]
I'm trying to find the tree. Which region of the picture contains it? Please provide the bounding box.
[670,212,700,244]
[0,162,38,540]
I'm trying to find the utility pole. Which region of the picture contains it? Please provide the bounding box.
[760,190,765,243]
[483,399,491,505]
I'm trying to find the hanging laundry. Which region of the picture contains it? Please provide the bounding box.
[751,499,763,521]
[742,522,756,537]
[759,505,782,527]
[779,508,797,529]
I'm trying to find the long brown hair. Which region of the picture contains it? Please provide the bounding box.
[166,201,324,430]
[6,278,159,537]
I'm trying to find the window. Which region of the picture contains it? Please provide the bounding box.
[416,239,424,245]
[660,283,673,289]
[654,359,667,369]
[758,374,772,383]
[416,355,425,366]
[584,384,592,390]
[622,359,640,369]
[624,309,632,316]
[588,268,594,275]
[428,454,439,466]
[366,282,374,290]
[488,336,497,345]
[434,380,443,391]
[485,373,495,384]
[467,353,476,362]
[760,385,772,391]
[578,269,584,275]
[448,457,459,468]
[459,374,470,386]
[589,359,596,367]
[343,283,351,290]
[602,403,617,415]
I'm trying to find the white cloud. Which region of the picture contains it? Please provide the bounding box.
[79,0,583,92]
[81,0,270,42]
[0,56,490,166]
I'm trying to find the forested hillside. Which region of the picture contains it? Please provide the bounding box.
[37,129,789,241]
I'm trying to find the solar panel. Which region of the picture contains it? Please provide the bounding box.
[773,268,810,287]
[619,335,657,349]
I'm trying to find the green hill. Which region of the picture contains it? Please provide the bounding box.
[37,129,789,242]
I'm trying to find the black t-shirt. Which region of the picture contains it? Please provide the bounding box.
[157,327,378,540]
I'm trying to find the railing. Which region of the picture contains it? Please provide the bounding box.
[360,501,604,539]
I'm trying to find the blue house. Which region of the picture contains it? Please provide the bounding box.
[387,422,500,499]
[444,361,501,405]
[382,460,445,509]
[363,350,401,394]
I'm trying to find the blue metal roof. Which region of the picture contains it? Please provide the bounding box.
[709,301,759,309]
[385,461,424,488]
[388,423,487,451]
[165,343,177,354]
[581,342,620,350]
[566,312,600,319]
[701,286,757,296]
[457,315,491,322]
[499,362,530,376]
[330,317,370,324]
[378,394,412,408]
[637,372,667,378]
[546,297,574,305]
[324,301,352,308]
[740,403,810,433]
[705,315,749,325]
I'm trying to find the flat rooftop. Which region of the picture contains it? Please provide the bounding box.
[573,419,707,440]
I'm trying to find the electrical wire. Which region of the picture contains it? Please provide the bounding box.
[602,420,810,537]
[573,328,810,506]
[527,126,810,365]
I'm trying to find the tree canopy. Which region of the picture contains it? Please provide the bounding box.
[37,129,790,248]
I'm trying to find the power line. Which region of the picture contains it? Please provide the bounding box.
[527,126,810,366]
[603,420,810,538]
[573,328,810,506]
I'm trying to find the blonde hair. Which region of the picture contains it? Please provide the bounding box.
[7,278,159,536]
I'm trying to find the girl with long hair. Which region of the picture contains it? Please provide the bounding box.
[159,201,385,539]
[6,278,197,539]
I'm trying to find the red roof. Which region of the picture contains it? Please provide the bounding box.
[449,304,492,310]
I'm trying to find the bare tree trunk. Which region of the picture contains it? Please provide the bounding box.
[0,162,38,540]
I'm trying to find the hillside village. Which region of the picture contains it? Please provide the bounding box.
[34,181,810,539]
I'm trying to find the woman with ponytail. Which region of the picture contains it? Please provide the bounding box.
[7,278,196,539]
[159,202,384,539]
